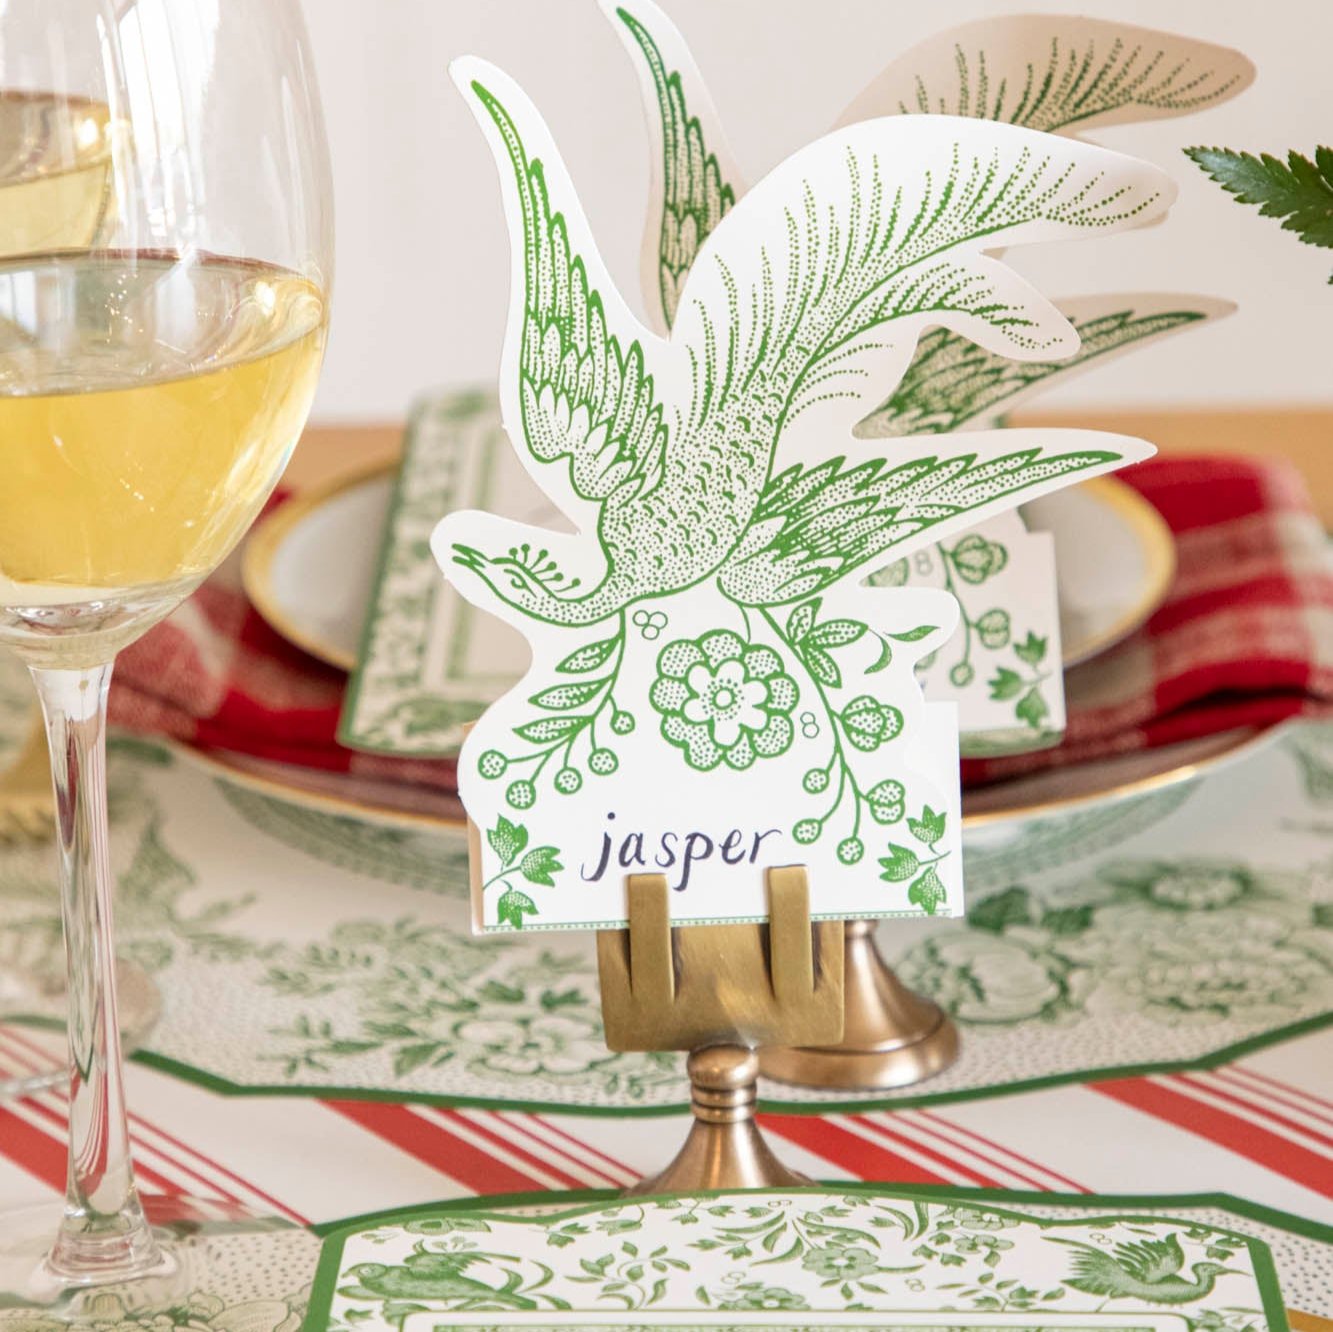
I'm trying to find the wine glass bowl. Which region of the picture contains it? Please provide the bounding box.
[0,0,333,1312]
[0,251,327,665]
[0,92,117,255]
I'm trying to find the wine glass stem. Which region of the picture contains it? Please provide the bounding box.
[30,664,161,1282]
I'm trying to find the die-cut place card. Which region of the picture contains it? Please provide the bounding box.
[836,14,1255,133]
[433,55,1174,932]
[432,46,1177,932]
[308,1189,1285,1332]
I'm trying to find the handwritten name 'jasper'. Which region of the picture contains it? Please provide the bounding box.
[580,812,782,893]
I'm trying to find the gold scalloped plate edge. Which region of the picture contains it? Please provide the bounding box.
[1054,474,1177,668]
[241,461,399,673]
[244,470,1174,679]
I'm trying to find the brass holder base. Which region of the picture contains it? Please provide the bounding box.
[626,1046,808,1195]
[759,919,959,1090]
[596,869,843,1195]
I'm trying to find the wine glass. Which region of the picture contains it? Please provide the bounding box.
[0,24,151,1096]
[0,0,333,1313]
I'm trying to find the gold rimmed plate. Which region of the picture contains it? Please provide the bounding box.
[1022,474,1176,667]
[179,719,1280,841]
[961,724,1275,830]
[242,462,396,672]
[246,468,1175,679]
[236,463,1190,830]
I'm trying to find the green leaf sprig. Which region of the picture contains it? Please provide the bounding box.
[1186,145,1333,282]
[483,814,564,929]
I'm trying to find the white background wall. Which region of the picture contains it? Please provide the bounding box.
[300,0,1333,423]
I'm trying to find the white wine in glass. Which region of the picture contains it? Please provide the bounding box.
[0,93,116,255]
[0,0,333,1315]
[0,254,326,651]
[0,90,134,1082]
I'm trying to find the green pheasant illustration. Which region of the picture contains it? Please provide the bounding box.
[1054,1233,1238,1303]
[345,1253,539,1310]
[443,61,1170,630]
[439,54,1176,929]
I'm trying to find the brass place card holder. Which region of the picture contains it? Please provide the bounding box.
[597,868,843,1195]
[759,918,959,1090]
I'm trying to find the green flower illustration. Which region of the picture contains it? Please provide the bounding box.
[1066,907,1333,1025]
[1103,860,1256,912]
[716,1285,809,1312]
[9,1292,306,1332]
[953,1233,1015,1256]
[900,932,1088,1025]
[454,1013,615,1077]
[650,631,796,771]
[950,533,1008,584]
[943,1207,1020,1232]
[800,1245,878,1280]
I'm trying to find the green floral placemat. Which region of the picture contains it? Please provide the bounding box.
[0,1220,319,1332]
[337,391,560,759]
[306,1186,1290,1330]
[2,628,1330,1111]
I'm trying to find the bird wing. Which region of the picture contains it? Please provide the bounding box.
[1050,1238,1136,1298]
[719,435,1143,606]
[605,0,741,332]
[607,11,1236,441]
[1110,1233,1186,1284]
[836,16,1254,135]
[669,114,1173,461]
[857,296,1230,437]
[454,61,672,513]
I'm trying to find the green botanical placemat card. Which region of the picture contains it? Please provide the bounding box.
[339,391,564,758]
[308,1187,1287,1331]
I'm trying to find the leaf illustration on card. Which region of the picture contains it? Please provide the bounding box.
[858,295,1233,438]
[435,54,1170,931]
[837,15,1254,133]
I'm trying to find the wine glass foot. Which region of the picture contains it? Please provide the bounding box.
[0,1198,318,1325]
[0,958,162,1100]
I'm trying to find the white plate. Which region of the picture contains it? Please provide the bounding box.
[246,467,1174,676]
[1022,475,1175,667]
[242,465,395,671]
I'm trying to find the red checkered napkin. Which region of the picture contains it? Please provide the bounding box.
[109,457,1332,799]
[963,454,1333,786]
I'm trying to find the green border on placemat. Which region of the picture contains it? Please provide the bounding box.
[337,396,453,759]
[303,1183,1304,1332]
[125,1008,1333,1118]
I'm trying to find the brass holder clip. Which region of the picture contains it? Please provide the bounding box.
[759,918,959,1090]
[596,867,843,1194]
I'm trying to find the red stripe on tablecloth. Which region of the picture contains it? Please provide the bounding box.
[1173,1074,1333,1152]
[437,1110,588,1190]
[0,1030,286,1213]
[1093,1077,1333,1196]
[528,1114,640,1186]
[847,1115,1002,1187]
[1223,1066,1333,1124]
[759,1114,947,1184]
[13,1093,184,1198]
[326,1100,550,1195]
[911,1110,1089,1193]
[492,1114,638,1189]
[130,1119,309,1225]
[0,1105,66,1192]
